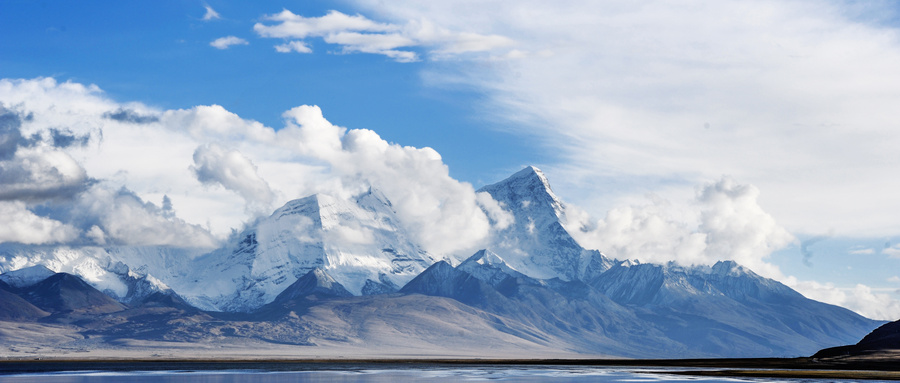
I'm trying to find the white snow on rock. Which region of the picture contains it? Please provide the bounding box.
[478,166,612,281]
[0,264,55,288]
[183,188,437,311]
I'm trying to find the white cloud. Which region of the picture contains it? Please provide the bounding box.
[786,277,900,320]
[885,244,900,258]
[67,184,218,248]
[350,0,900,239]
[0,77,509,256]
[254,9,514,62]
[210,36,249,50]
[697,177,795,276]
[0,147,90,202]
[568,176,793,278]
[850,248,875,255]
[475,191,514,231]
[0,201,78,245]
[202,5,221,21]
[274,41,312,53]
[190,143,275,214]
[255,9,396,39]
[279,105,500,255]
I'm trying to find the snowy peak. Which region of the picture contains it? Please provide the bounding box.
[462,249,508,268]
[458,249,528,286]
[709,260,751,276]
[191,187,434,311]
[479,166,564,220]
[270,194,322,223]
[478,166,600,281]
[0,264,55,288]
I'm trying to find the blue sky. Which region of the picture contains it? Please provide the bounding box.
[2,1,900,319]
[0,1,538,184]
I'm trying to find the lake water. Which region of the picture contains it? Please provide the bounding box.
[0,364,894,383]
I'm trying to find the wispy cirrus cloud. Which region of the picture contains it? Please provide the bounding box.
[253,9,515,62]
[351,0,900,239]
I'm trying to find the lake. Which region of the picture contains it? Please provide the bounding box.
[0,364,895,383]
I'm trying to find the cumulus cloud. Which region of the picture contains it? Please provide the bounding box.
[210,36,249,49]
[278,105,501,255]
[0,201,79,245]
[0,106,93,203]
[0,147,92,202]
[786,277,900,320]
[0,105,24,160]
[190,143,275,214]
[568,176,793,278]
[254,9,514,62]
[0,77,509,255]
[66,185,219,248]
[697,178,795,276]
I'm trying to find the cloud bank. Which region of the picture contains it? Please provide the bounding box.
[0,77,506,256]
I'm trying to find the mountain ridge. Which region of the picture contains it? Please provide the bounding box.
[0,166,885,358]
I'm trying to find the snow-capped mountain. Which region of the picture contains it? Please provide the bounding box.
[185,188,436,311]
[1,188,436,312]
[0,166,884,358]
[478,166,613,281]
[0,244,191,306]
[587,258,878,356]
[457,249,531,287]
[0,264,55,288]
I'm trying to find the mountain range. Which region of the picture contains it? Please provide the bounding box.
[0,166,884,358]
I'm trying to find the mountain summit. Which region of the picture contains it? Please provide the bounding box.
[185,188,436,311]
[479,166,611,281]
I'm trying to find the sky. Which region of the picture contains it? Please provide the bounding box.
[2,1,900,319]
